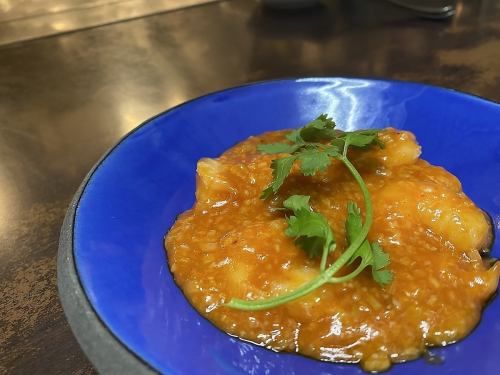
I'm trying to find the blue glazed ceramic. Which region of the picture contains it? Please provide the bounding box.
[73,78,500,374]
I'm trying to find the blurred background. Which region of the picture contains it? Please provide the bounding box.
[0,0,219,46]
[0,0,499,374]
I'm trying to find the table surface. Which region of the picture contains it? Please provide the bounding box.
[0,0,218,46]
[0,0,499,373]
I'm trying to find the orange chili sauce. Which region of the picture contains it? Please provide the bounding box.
[165,129,498,372]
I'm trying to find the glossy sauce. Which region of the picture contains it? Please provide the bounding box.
[165,129,499,372]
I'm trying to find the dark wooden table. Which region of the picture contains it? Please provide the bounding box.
[0,0,499,373]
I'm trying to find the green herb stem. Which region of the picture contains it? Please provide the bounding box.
[328,260,366,283]
[321,155,373,278]
[225,156,373,311]
[319,243,331,272]
[225,272,331,311]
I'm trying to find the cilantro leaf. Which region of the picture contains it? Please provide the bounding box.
[371,242,393,284]
[330,138,346,151]
[299,114,337,142]
[285,130,302,143]
[297,149,332,176]
[344,133,377,148]
[283,195,336,260]
[317,113,335,127]
[260,186,274,200]
[281,194,310,211]
[294,237,325,258]
[344,201,393,285]
[260,156,297,199]
[345,201,373,267]
[371,241,390,269]
[341,129,384,150]
[257,142,302,154]
[345,200,363,243]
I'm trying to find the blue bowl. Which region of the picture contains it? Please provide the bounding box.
[58,78,500,375]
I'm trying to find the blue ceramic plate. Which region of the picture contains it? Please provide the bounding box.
[60,78,500,375]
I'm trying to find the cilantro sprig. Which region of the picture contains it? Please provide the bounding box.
[258,115,382,199]
[283,195,336,272]
[226,115,392,311]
